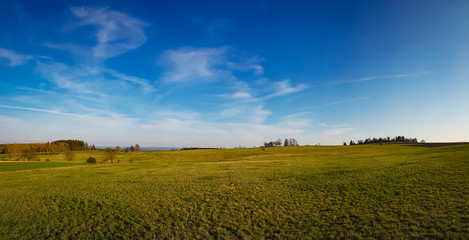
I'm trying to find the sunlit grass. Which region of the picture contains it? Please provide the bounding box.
[0,144,468,239]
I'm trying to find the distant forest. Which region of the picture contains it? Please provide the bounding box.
[0,140,94,155]
[346,136,422,146]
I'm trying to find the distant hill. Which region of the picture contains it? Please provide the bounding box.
[141,147,181,151]
[95,146,180,151]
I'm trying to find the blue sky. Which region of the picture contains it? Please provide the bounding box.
[1,0,468,147]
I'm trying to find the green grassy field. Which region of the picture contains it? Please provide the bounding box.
[0,162,85,172]
[0,144,468,239]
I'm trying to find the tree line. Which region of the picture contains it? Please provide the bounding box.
[346,136,422,146]
[122,144,141,152]
[0,140,144,162]
[0,140,96,161]
[0,140,94,154]
[102,144,141,164]
[264,138,299,147]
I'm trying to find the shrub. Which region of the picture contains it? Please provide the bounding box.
[86,157,97,163]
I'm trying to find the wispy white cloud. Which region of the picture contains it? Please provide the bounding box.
[42,43,89,58]
[17,87,56,95]
[326,71,434,86]
[231,91,252,99]
[294,97,370,111]
[0,104,73,116]
[220,104,271,124]
[17,86,103,103]
[216,77,307,125]
[0,104,136,128]
[71,7,148,59]
[104,69,155,93]
[218,91,254,100]
[216,80,271,124]
[11,95,39,104]
[225,55,264,75]
[157,47,265,83]
[35,61,99,95]
[277,112,313,129]
[0,47,33,66]
[218,81,256,102]
[45,7,147,60]
[264,79,307,99]
[219,78,307,106]
[36,60,154,95]
[158,47,231,83]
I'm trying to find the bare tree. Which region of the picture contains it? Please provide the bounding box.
[104,148,116,164]
[64,150,75,161]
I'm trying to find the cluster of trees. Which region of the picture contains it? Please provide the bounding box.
[51,140,94,151]
[122,144,141,152]
[264,138,299,147]
[284,138,299,146]
[102,144,141,164]
[346,136,421,146]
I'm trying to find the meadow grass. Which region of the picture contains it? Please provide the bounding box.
[0,162,85,172]
[0,144,468,239]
